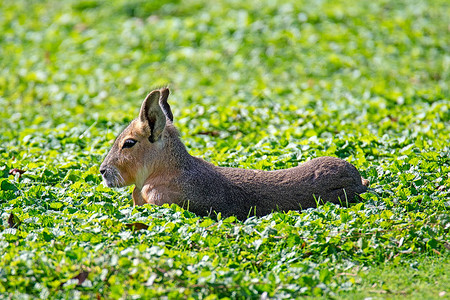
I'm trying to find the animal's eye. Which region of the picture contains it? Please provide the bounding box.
[122,139,137,149]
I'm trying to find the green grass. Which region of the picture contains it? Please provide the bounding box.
[346,255,450,299]
[0,0,449,298]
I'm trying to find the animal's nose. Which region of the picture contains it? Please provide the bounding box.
[100,168,107,176]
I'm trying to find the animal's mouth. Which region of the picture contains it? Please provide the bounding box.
[100,167,126,188]
[102,178,121,188]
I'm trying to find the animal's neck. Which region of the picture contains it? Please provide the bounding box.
[162,126,193,169]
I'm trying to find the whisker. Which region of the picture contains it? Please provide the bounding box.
[118,172,125,186]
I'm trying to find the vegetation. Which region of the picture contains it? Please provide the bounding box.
[0,0,448,298]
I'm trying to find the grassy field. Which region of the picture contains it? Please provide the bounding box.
[0,0,449,298]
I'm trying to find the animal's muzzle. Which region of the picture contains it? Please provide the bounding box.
[100,166,124,188]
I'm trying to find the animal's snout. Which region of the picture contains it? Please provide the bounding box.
[99,165,126,188]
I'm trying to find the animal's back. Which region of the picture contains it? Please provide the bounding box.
[179,156,367,219]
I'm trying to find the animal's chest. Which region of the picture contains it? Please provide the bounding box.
[141,183,183,206]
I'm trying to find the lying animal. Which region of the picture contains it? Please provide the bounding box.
[100,88,368,220]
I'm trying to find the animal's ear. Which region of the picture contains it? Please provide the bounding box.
[159,88,173,122]
[139,89,166,143]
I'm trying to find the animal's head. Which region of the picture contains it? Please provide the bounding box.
[100,88,174,188]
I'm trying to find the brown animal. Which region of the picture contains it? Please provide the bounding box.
[100,88,368,220]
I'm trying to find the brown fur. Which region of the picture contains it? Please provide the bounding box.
[100,88,368,220]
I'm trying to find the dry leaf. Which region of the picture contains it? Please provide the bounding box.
[73,270,89,285]
[197,130,220,137]
[125,222,149,231]
[9,168,26,178]
[61,270,90,287]
[8,213,21,228]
